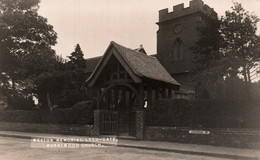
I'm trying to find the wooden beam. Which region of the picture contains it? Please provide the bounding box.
[101,79,134,87]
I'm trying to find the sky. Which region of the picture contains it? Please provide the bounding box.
[38,0,260,59]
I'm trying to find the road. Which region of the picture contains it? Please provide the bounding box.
[0,136,245,160]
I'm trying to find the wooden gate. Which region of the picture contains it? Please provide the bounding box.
[102,110,118,135]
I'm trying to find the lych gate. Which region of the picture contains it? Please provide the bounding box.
[86,41,180,139]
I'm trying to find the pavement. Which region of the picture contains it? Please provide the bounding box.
[0,130,259,160]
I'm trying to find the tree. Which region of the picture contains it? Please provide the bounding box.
[67,44,86,70]
[220,2,260,82]
[34,55,67,110]
[192,14,222,73]
[0,0,57,109]
[57,44,88,108]
[192,14,226,99]
[192,3,260,99]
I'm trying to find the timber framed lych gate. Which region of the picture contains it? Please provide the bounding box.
[86,41,180,140]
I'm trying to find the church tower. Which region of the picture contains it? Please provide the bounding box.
[156,0,217,84]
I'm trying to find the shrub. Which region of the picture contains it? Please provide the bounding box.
[48,100,94,125]
[0,100,95,125]
[0,110,47,123]
[146,99,260,128]
[7,94,35,110]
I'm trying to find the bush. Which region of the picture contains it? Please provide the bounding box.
[7,94,35,110]
[0,101,95,125]
[146,99,260,128]
[48,101,94,125]
[0,110,47,123]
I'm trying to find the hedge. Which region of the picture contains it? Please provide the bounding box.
[0,101,95,125]
[145,99,260,128]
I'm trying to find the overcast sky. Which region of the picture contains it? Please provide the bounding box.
[38,0,260,59]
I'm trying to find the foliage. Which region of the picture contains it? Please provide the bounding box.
[34,55,68,109]
[192,14,222,73]
[193,2,260,80]
[0,101,95,125]
[0,0,58,109]
[146,99,260,128]
[6,93,35,110]
[67,44,86,70]
[220,3,260,82]
[33,44,89,109]
[192,2,260,99]
[57,44,88,108]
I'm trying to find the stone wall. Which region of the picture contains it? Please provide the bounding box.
[145,126,260,149]
[0,122,94,136]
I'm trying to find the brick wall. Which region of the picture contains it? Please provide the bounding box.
[145,126,260,149]
[136,110,144,140]
[0,122,94,136]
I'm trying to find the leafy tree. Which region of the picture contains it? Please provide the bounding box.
[192,14,225,99]
[34,55,67,110]
[193,14,222,73]
[192,2,260,99]
[0,0,57,109]
[220,2,260,82]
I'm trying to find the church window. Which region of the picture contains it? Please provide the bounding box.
[172,38,184,61]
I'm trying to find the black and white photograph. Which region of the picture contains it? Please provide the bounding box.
[0,0,259,159]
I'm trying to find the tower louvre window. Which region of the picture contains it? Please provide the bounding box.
[172,38,184,61]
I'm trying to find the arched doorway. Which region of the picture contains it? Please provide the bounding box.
[98,83,139,137]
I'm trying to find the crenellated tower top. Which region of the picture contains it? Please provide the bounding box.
[158,0,217,23]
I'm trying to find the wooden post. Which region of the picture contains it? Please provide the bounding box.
[147,86,152,108]
[97,88,101,109]
[129,91,132,106]
[168,87,172,98]
[155,87,159,100]
[162,86,166,98]
[114,89,118,108]
[139,84,144,109]
[117,63,120,79]
[107,89,111,109]
[122,89,126,109]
